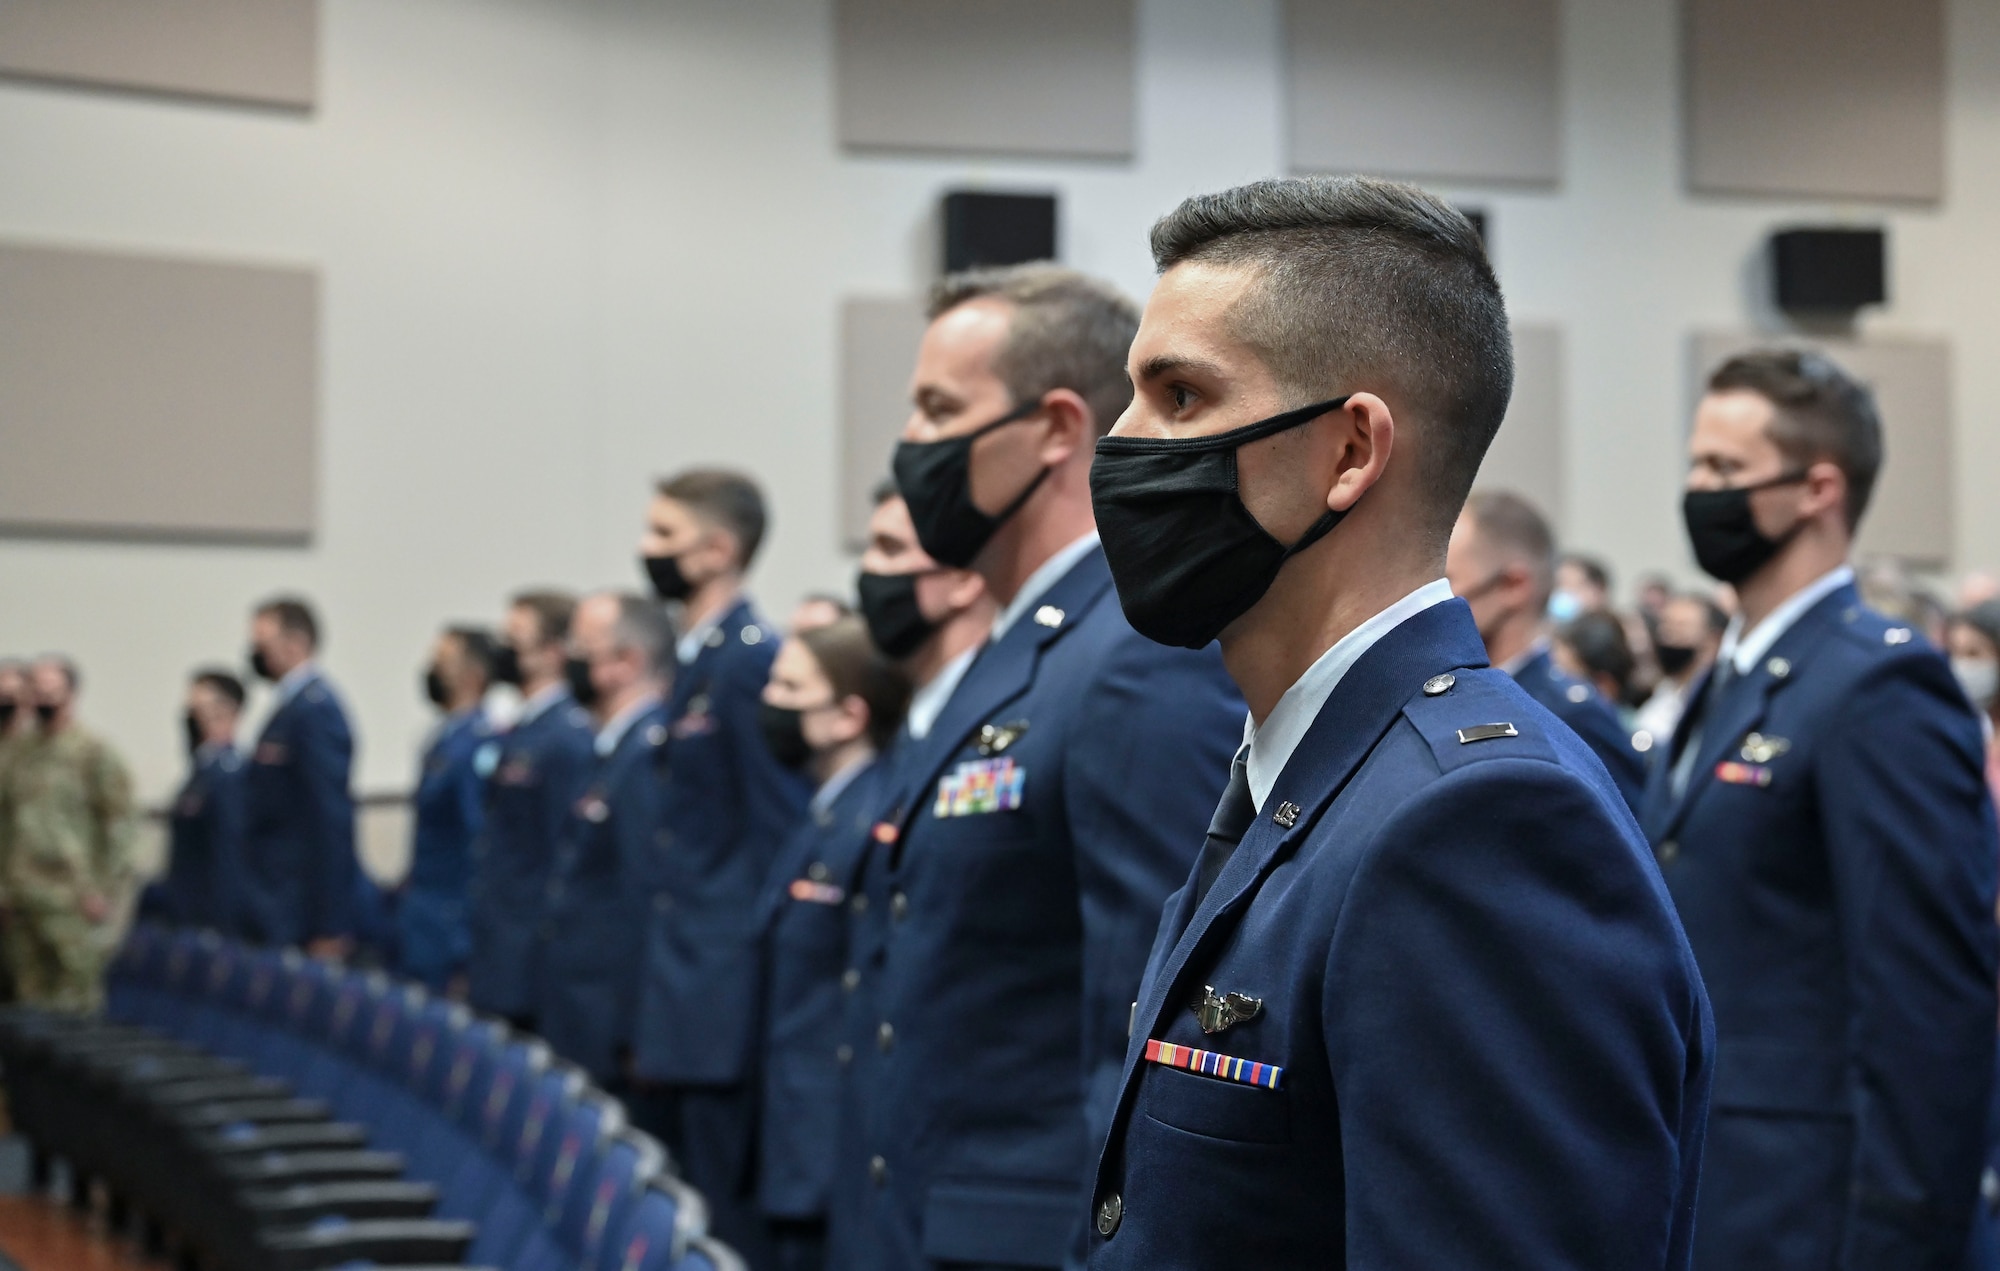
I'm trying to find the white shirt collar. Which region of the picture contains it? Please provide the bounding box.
[676,593,741,665]
[989,532,1100,642]
[517,683,568,726]
[594,692,660,757]
[274,660,320,706]
[906,644,979,742]
[1243,579,1456,811]
[1721,565,1854,676]
[811,753,874,816]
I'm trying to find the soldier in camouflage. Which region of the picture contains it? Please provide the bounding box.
[0,656,136,1012]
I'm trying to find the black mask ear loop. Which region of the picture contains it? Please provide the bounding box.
[965,397,1051,524]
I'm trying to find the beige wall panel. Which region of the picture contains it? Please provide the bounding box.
[840,296,929,549]
[1473,323,1566,532]
[1686,0,1943,201]
[0,242,318,542]
[1286,0,1560,185]
[835,0,1134,158]
[1691,334,1950,564]
[0,0,316,109]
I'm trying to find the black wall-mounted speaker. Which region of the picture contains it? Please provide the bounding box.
[1772,228,1886,311]
[942,191,1058,274]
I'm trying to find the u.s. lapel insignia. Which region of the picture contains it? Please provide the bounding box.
[977,719,1029,756]
[1034,605,1065,628]
[1739,732,1790,764]
[1192,986,1263,1034]
[1272,801,1302,828]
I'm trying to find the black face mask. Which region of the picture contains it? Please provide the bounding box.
[491,644,524,688]
[1091,396,1354,650]
[758,702,816,771]
[1655,643,1698,677]
[1682,470,1809,584]
[642,553,693,602]
[892,400,1048,568]
[424,667,449,708]
[0,699,14,729]
[857,570,940,660]
[34,702,59,727]
[248,646,276,683]
[564,656,600,710]
[183,711,205,756]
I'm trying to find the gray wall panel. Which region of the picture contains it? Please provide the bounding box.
[0,0,316,109]
[836,0,1133,158]
[1686,0,1942,201]
[1691,334,1950,563]
[0,243,318,542]
[1473,323,1565,530]
[840,296,929,548]
[1286,0,1560,185]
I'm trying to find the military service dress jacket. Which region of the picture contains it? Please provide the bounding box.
[830,545,1242,1271]
[1089,599,1713,1270]
[467,689,595,1021]
[397,706,493,989]
[163,744,246,935]
[1512,644,1646,813]
[536,698,671,1083]
[634,597,811,1086]
[1641,582,1999,1270]
[241,671,359,948]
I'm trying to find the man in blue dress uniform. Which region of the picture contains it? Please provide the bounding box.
[535,591,673,1084]
[629,470,812,1262]
[826,264,1243,1271]
[1083,176,1712,1269]
[396,625,495,992]
[241,597,360,957]
[1643,349,1999,1269]
[158,669,248,933]
[468,590,595,1030]
[1445,488,1647,811]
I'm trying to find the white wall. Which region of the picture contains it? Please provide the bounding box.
[2,0,1995,807]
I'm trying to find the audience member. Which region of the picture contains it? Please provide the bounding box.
[241,597,360,957]
[1636,572,1674,622]
[0,656,136,1011]
[0,659,25,745]
[1634,593,1727,746]
[1552,551,1612,619]
[535,591,672,1085]
[755,615,910,1271]
[155,669,248,934]
[395,625,496,993]
[1948,599,2000,805]
[1556,609,1641,714]
[467,590,595,1030]
[789,593,852,633]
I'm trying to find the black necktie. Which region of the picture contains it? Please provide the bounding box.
[1192,747,1255,908]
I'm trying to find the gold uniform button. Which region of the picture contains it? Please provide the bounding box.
[1096,1193,1123,1237]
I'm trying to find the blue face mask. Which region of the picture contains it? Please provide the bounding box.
[1546,590,1584,624]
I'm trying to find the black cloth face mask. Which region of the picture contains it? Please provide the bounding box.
[1655,644,1698,677]
[424,667,449,708]
[248,646,276,683]
[1092,396,1354,650]
[34,702,58,727]
[564,656,601,710]
[758,701,819,771]
[491,644,524,688]
[857,569,942,660]
[893,400,1048,568]
[0,699,14,730]
[642,553,694,602]
[1682,470,1809,584]
[183,711,205,757]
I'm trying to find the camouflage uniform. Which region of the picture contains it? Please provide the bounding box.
[0,726,136,1011]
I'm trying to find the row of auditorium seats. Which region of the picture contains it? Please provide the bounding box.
[0,923,744,1271]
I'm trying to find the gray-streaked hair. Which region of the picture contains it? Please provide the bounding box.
[609,593,677,679]
[1150,176,1513,540]
[929,263,1140,437]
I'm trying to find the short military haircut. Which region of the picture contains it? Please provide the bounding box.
[1150,176,1512,538]
[1464,490,1556,601]
[798,615,912,752]
[191,668,247,711]
[1561,553,1612,595]
[510,589,577,649]
[608,593,677,679]
[1958,599,2000,657]
[447,626,498,682]
[657,469,769,568]
[257,596,321,649]
[1707,348,1883,530]
[929,263,1141,438]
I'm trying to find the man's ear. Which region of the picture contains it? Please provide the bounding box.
[1036,388,1095,468]
[1326,392,1396,514]
[939,568,987,614]
[1803,459,1848,522]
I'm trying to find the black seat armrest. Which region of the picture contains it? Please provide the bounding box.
[259,1218,475,1270]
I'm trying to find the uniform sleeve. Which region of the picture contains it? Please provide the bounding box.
[87,740,138,897]
[1561,694,1646,815]
[1326,759,1706,1270]
[720,645,810,875]
[1819,655,2000,1266]
[212,764,248,937]
[300,703,359,941]
[1066,635,1241,1138]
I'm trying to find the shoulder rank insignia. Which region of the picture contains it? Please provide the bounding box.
[1739,732,1790,763]
[1145,1039,1282,1089]
[977,719,1029,755]
[1192,986,1263,1034]
[1457,722,1519,744]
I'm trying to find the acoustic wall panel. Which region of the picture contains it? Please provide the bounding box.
[1472,323,1565,530]
[835,0,1134,159]
[840,296,930,548]
[0,0,316,109]
[1691,334,1951,564]
[0,242,318,543]
[1286,0,1560,185]
[1686,0,1943,201]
